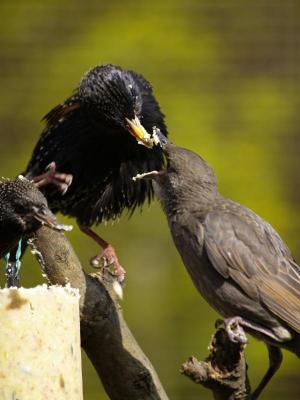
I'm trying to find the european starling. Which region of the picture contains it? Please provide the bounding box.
[134,135,300,399]
[25,64,167,280]
[0,176,71,287]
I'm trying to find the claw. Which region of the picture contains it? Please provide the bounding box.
[33,162,73,195]
[90,245,126,282]
[226,321,248,344]
[216,317,248,344]
[220,316,281,344]
[78,225,126,282]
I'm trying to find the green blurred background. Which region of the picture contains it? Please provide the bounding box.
[0,0,299,398]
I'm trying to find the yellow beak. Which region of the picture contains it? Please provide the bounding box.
[126,116,154,148]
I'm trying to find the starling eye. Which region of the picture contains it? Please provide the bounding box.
[38,205,48,215]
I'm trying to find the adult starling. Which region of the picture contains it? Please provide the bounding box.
[0,176,71,286]
[134,134,300,399]
[25,64,167,280]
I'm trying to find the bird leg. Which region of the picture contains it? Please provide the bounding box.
[32,162,73,195]
[79,225,126,282]
[216,316,282,344]
[251,345,282,400]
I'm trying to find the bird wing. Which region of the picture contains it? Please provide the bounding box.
[203,202,300,332]
[42,95,80,128]
[25,93,87,178]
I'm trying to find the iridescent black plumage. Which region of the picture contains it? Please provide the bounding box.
[0,177,50,259]
[25,64,168,226]
[0,177,70,286]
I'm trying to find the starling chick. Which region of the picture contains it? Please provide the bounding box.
[135,137,300,399]
[25,64,167,281]
[0,176,71,286]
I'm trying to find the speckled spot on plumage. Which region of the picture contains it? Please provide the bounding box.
[0,177,50,258]
[0,177,47,212]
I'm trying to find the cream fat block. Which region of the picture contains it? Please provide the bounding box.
[0,285,83,400]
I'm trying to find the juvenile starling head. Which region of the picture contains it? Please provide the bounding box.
[133,136,218,213]
[163,144,217,186]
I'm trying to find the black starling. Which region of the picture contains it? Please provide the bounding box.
[134,135,300,399]
[25,64,167,280]
[0,176,71,286]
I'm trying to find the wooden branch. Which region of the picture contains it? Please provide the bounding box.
[181,328,251,400]
[30,226,169,400]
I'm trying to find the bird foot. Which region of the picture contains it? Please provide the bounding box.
[216,317,248,344]
[90,244,126,283]
[33,162,73,195]
[217,316,282,344]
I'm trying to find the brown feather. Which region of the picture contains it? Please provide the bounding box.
[204,205,300,332]
[43,97,80,127]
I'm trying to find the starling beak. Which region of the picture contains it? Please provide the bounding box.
[31,204,72,232]
[132,128,170,181]
[24,64,168,280]
[136,140,300,399]
[125,116,154,148]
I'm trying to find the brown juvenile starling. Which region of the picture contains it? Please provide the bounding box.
[134,132,300,399]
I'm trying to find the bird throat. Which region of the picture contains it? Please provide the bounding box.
[155,172,217,219]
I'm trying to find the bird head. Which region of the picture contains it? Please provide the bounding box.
[132,130,218,213]
[0,177,72,235]
[79,64,160,148]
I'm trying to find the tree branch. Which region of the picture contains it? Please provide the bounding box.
[30,226,169,400]
[181,328,251,400]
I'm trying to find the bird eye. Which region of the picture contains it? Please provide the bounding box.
[37,204,48,215]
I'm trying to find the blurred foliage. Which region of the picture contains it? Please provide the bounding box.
[0,0,300,399]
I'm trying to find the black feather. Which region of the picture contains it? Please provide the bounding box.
[25,64,168,225]
[0,177,49,258]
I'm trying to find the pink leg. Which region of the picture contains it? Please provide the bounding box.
[79,225,126,282]
[33,162,73,195]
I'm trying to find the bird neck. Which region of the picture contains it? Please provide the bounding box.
[154,175,219,220]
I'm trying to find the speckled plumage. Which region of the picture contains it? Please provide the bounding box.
[25,64,168,226]
[0,177,50,258]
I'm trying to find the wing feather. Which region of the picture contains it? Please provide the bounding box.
[42,95,80,128]
[204,204,300,332]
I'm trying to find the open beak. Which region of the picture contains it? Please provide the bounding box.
[32,206,73,232]
[126,116,154,148]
